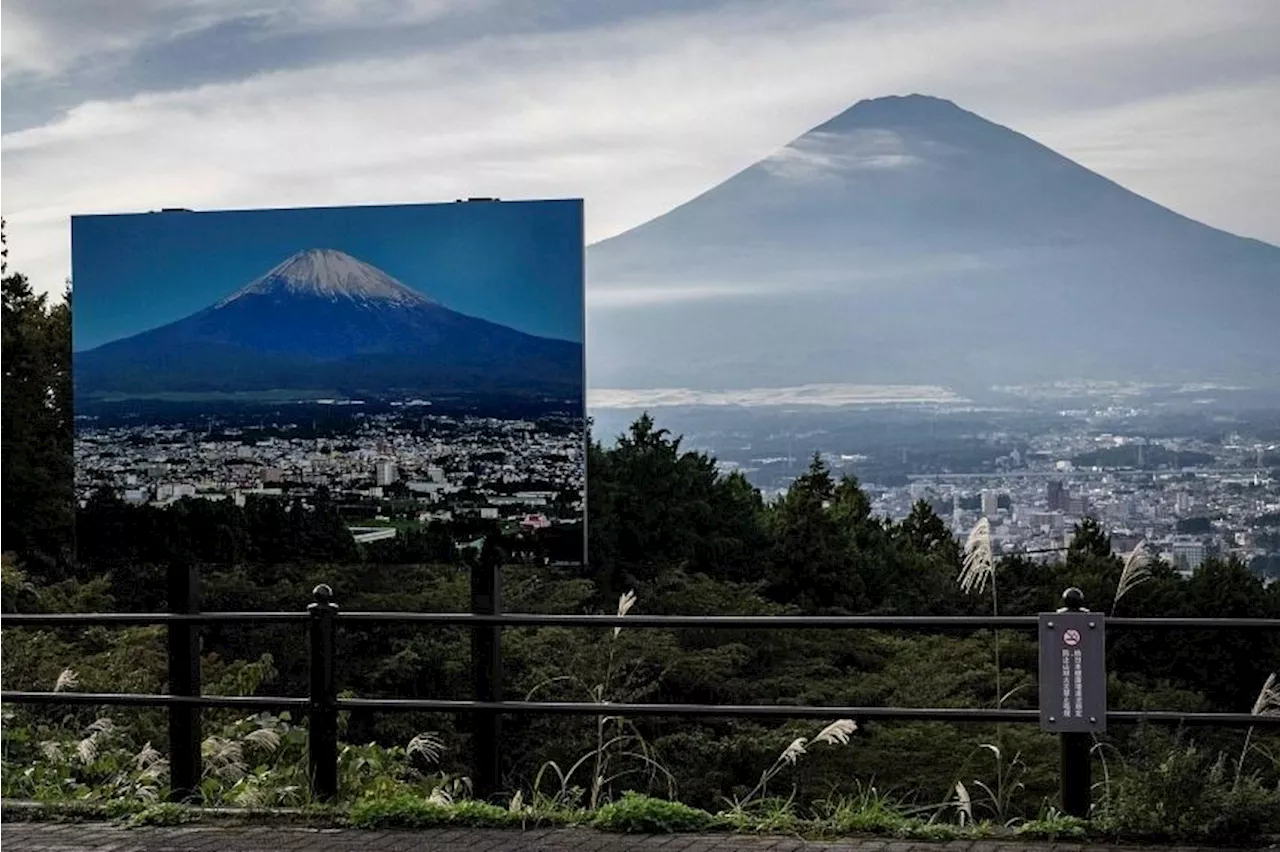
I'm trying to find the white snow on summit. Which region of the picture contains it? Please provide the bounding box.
[217,248,434,308]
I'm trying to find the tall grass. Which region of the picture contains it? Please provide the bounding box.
[726,719,857,814]
[525,590,673,810]
[960,519,1000,706]
[1111,539,1152,615]
[1235,672,1279,789]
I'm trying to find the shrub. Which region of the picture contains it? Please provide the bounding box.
[1098,740,1280,842]
[1015,808,1087,841]
[591,792,719,833]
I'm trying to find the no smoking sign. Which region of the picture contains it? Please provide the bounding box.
[1038,611,1106,732]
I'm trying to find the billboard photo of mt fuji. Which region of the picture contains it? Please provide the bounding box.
[73,200,586,563]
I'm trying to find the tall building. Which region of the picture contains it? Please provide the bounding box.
[1047,480,1065,512]
[375,460,399,487]
[1172,537,1206,573]
[981,489,999,518]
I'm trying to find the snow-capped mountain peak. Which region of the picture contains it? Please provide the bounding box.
[217,248,433,308]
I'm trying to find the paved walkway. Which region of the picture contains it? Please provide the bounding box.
[0,823,1257,852]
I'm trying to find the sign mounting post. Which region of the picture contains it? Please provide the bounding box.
[1039,587,1105,817]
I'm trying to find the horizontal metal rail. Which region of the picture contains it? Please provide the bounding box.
[338,613,1043,628]
[1102,617,1280,629]
[0,612,307,625]
[3,691,1276,728]
[0,691,307,710]
[4,612,1277,630]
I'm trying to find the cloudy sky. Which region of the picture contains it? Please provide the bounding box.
[3,0,1278,296]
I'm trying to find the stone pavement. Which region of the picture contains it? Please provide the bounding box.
[0,823,1258,852]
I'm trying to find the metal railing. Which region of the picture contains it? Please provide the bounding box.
[2,562,1277,819]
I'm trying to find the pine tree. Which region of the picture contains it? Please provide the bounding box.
[2,228,74,574]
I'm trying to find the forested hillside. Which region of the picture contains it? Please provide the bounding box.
[3,254,1278,839]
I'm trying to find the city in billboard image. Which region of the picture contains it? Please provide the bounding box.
[72,200,585,561]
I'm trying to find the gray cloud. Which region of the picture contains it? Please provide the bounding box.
[2,0,1277,294]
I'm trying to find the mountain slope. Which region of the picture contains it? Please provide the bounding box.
[217,248,435,308]
[586,94,1280,392]
[76,249,582,398]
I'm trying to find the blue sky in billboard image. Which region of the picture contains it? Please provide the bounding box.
[73,199,584,351]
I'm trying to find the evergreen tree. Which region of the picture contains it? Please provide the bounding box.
[587,413,768,593]
[2,232,74,574]
[767,454,869,612]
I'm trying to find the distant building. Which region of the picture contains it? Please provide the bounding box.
[1115,498,1134,520]
[1172,537,1206,572]
[1047,480,1065,512]
[375,461,399,486]
[1028,510,1063,531]
[349,526,396,544]
[981,489,999,518]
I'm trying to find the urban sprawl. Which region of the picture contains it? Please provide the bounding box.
[859,431,1276,577]
[76,411,585,545]
[76,408,1279,579]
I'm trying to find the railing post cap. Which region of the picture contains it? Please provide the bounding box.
[1061,587,1086,611]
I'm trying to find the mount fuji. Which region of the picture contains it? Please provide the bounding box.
[586,94,1280,394]
[75,248,582,399]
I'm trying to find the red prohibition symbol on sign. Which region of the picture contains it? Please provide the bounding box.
[1062,628,1082,647]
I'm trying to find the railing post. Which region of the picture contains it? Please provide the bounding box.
[308,583,339,801]
[470,552,503,801]
[167,563,202,803]
[1058,587,1092,818]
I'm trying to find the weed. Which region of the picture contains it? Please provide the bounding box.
[816,783,909,834]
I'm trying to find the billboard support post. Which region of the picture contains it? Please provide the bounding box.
[471,548,503,801]
[167,563,202,802]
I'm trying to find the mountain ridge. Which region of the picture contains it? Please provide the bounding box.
[585,93,1279,392]
[75,249,582,400]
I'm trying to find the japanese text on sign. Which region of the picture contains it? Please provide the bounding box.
[1038,611,1106,732]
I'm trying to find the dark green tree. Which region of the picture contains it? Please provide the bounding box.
[2,235,74,574]
[767,454,869,612]
[587,413,768,593]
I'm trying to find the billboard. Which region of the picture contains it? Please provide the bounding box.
[72,199,585,561]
